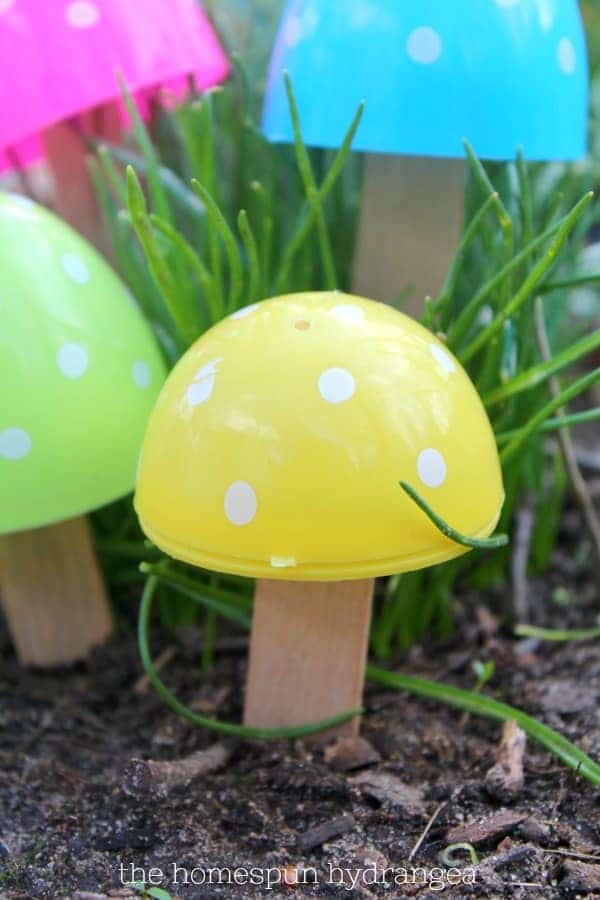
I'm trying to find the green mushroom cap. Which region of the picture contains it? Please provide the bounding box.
[0,193,167,534]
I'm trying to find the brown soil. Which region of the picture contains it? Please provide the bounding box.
[0,563,599,899]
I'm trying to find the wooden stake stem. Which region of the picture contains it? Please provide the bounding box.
[353,153,467,316]
[43,103,122,253]
[0,516,113,667]
[244,579,374,740]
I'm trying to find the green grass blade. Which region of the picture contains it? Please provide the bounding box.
[118,73,172,223]
[496,408,600,443]
[126,167,193,346]
[446,217,565,349]
[284,72,337,290]
[460,192,594,363]
[191,179,244,313]
[238,210,261,302]
[366,665,600,785]
[500,367,600,463]
[400,482,508,549]
[484,328,600,407]
[139,576,363,740]
[275,100,363,293]
[98,141,205,221]
[515,624,600,641]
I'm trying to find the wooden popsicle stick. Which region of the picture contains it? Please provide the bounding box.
[353,153,467,316]
[43,103,122,253]
[244,579,374,740]
[0,516,113,667]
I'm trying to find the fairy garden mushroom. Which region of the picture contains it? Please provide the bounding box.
[0,0,229,243]
[135,292,504,736]
[262,0,588,310]
[0,192,166,666]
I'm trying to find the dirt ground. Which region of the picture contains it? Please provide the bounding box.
[1,546,599,899]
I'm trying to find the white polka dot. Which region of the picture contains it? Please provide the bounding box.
[230,303,259,320]
[406,27,442,64]
[57,343,88,379]
[224,481,257,526]
[331,304,365,323]
[417,449,447,488]
[61,253,90,284]
[0,0,15,12]
[558,37,576,75]
[195,357,222,379]
[132,361,151,389]
[318,368,355,404]
[429,344,456,375]
[0,428,31,460]
[65,1,100,28]
[187,375,215,407]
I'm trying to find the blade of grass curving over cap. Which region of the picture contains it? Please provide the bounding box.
[496,408,600,444]
[192,179,244,313]
[275,100,364,293]
[500,368,600,463]
[117,72,172,223]
[484,329,600,407]
[366,666,600,785]
[399,482,508,549]
[139,576,363,739]
[284,72,337,290]
[460,193,594,363]
[515,624,600,641]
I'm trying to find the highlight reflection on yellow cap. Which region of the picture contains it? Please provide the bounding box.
[135,292,504,581]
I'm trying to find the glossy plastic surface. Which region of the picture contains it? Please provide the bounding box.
[0,0,229,169]
[263,0,588,161]
[135,293,504,581]
[0,193,167,534]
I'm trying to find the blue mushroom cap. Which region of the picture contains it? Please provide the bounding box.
[262,0,588,161]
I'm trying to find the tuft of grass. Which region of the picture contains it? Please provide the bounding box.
[93,62,599,664]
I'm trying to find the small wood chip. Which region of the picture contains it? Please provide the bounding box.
[560,860,600,893]
[298,813,356,850]
[485,720,526,802]
[445,810,526,846]
[350,771,427,815]
[133,645,177,695]
[122,742,232,797]
[323,736,381,772]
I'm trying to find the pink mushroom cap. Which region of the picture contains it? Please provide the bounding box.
[0,0,230,171]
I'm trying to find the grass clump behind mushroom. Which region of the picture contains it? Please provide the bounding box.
[91,63,599,660]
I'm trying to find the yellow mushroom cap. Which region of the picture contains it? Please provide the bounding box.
[135,292,504,581]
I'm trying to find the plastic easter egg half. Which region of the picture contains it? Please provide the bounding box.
[135,292,504,581]
[263,0,588,160]
[0,193,167,534]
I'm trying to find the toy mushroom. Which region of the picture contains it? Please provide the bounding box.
[0,0,229,243]
[262,0,588,310]
[0,192,166,666]
[135,292,504,735]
